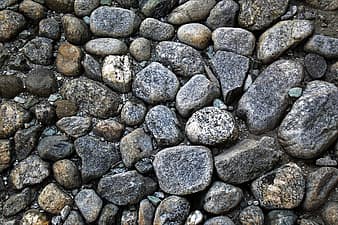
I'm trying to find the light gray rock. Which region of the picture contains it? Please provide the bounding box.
[121,100,147,126]
[266,210,297,225]
[239,206,264,225]
[204,216,235,225]
[304,53,327,79]
[23,37,53,65]
[130,38,151,61]
[56,116,91,138]
[64,211,85,225]
[85,38,128,56]
[206,0,239,29]
[139,18,175,41]
[75,189,102,223]
[74,0,99,16]
[304,35,338,59]
[177,23,211,49]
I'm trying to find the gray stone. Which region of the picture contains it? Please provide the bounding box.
[85,38,128,56]
[0,75,23,98]
[278,81,338,159]
[90,6,139,37]
[177,23,211,49]
[203,181,243,214]
[239,206,264,225]
[19,0,45,20]
[251,163,305,209]
[316,156,337,166]
[204,216,235,225]
[116,0,138,8]
[304,35,338,59]
[156,41,205,77]
[206,0,239,29]
[25,68,58,97]
[175,74,220,117]
[266,210,297,225]
[322,202,338,225]
[21,210,49,225]
[23,37,53,65]
[53,159,81,189]
[62,14,90,45]
[3,188,32,217]
[212,28,255,56]
[75,189,102,223]
[121,100,147,126]
[305,0,338,11]
[0,139,11,172]
[140,18,175,41]
[37,136,73,161]
[153,145,213,195]
[215,136,282,184]
[75,136,120,182]
[257,20,314,63]
[185,107,238,146]
[121,209,138,225]
[14,125,43,160]
[45,0,74,12]
[211,51,250,103]
[138,199,155,225]
[98,170,157,205]
[298,219,320,225]
[288,87,303,98]
[93,119,124,142]
[64,211,85,225]
[139,0,178,18]
[135,158,153,174]
[56,116,91,138]
[130,37,151,61]
[305,53,327,79]
[145,105,183,147]
[82,54,102,81]
[39,18,60,40]
[34,103,56,125]
[98,204,119,225]
[0,10,26,41]
[74,0,99,16]
[237,60,304,134]
[133,62,179,104]
[185,210,203,225]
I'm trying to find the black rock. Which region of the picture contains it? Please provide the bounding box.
[38,136,74,161]
[0,75,23,98]
[25,68,58,97]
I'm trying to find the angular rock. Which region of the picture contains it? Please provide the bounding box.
[39,18,60,40]
[304,35,338,59]
[25,68,57,97]
[56,116,91,138]
[3,188,32,217]
[75,189,102,223]
[239,206,264,225]
[98,204,119,225]
[14,125,43,160]
[305,0,338,11]
[177,23,211,49]
[55,100,78,118]
[206,0,239,29]
[278,81,338,159]
[37,136,74,161]
[0,75,23,98]
[266,210,297,225]
[85,38,128,56]
[322,202,338,225]
[138,199,155,225]
[0,10,26,41]
[237,60,304,134]
[56,42,82,76]
[93,119,124,142]
[62,14,90,45]
[74,0,99,16]
[34,103,56,126]
[139,0,178,18]
[130,37,151,62]
[19,0,45,20]
[53,159,81,189]
[204,216,235,225]
[304,53,327,79]
[82,54,102,81]
[0,139,12,172]
[140,18,175,41]
[23,37,53,65]
[45,0,74,12]
[121,100,147,126]
[64,211,85,225]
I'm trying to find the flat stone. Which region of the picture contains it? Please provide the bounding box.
[85,38,128,56]
[25,68,57,97]
[139,18,175,41]
[237,60,304,134]
[45,0,74,12]
[53,159,81,189]
[153,145,213,195]
[0,139,12,172]
[322,202,338,225]
[177,23,211,49]
[121,100,147,126]
[75,189,102,223]
[82,54,102,81]
[305,0,338,11]
[93,119,124,142]
[19,0,45,20]
[0,75,23,98]
[37,135,74,161]
[56,116,91,138]
[23,37,53,65]
[239,206,264,225]
[206,0,239,29]
[130,37,151,62]
[304,35,338,59]
[39,18,60,40]
[204,216,235,225]
[0,10,26,41]
[139,0,178,18]
[56,42,82,76]
[278,81,338,159]
[14,125,43,160]
[138,199,155,225]
[3,188,32,217]
[62,14,90,45]
[74,0,99,16]
[304,53,327,79]
[266,210,297,225]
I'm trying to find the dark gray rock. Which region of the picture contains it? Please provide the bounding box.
[74,0,99,16]
[266,210,297,225]
[62,14,90,45]
[53,159,81,189]
[23,37,53,65]
[98,204,119,225]
[237,60,304,134]
[14,125,43,160]
[75,136,120,182]
[153,145,213,195]
[97,170,157,205]
[121,209,138,225]
[204,216,235,225]
[139,0,178,18]
[25,68,58,97]
[177,23,211,49]
[305,0,338,11]
[82,54,102,81]
[39,18,60,40]
[3,188,32,217]
[21,210,49,225]
[215,136,282,184]
[278,81,338,159]
[206,0,239,29]
[56,116,91,138]
[211,51,250,103]
[239,206,264,225]
[37,136,74,161]
[0,75,23,98]
[135,158,153,174]
[130,37,151,62]
[75,189,102,223]
[138,199,155,225]
[64,211,85,225]
[0,0,18,10]
[133,62,179,104]
[304,35,338,59]
[185,107,238,146]
[145,105,183,147]
[85,38,128,56]
[322,202,338,225]
[19,0,45,20]
[298,219,320,225]
[93,119,124,142]
[45,0,74,12]
[34,103,56,125]
[121,100,147,126]
[305,53,327,79]
[140,18,175,41]
[156,41,205,77]
[0,10,26,41]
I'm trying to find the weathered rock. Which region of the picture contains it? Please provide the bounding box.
[138,199,155,225]
[211,51,250,103]
[266,210,297,225]
[56,42,82,76]
[56,116,91,138]
[251,163,305,209]
[75,189,102,223]
[0,139,12,172]
[156,41,205,77]
[237,60,304,134]
[177,23,211,49]
[304,35,338,59]
[278,81,338,159]
[153,145,213,195]
[322,202,338,225]
[0,75,23,98]
[121,100,147,126]
[185,107,238,146]
[257,20,314,63]
[130,37,151,61]
[34,103,56,125]
[298,219,320,225]
[239,206,264,225]
[53,159,81,189]
[93,119,124,142]
[85,38,128,56]
[3,188,32,217]
[304,53,327,79]
[82,54,102,81]
[140,18,175,41]
[64,211,85,225]
[215,136,281,184]
[55,100,78,119]
[185,210,203,225]
[19,0,45,20]
[121,209,138,225]
[305,0,338,11]
[39,18,60,40]
[139,0,178,18]
[204,216,235,225]
[98,170,157,205]
[0,0,18,10]
[145,105,183,146]
[206,0,239,29]
[135,158,153,174]
[98,204,119,225]
[62,14,90,45]
[45,0,74,12]
[20,210,49,225]
[14,125,43,160]
[0,10,26,41]
[26,68,57,97]
[37,136,74,161]
[23,37,53,65]
[74,0,100,16]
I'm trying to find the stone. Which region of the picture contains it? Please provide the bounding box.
[64,211,85,225]
[74,0,100,16]
[322,202,338,225]
[257,20,314,63]
[98,204,119,225]
[121,100,147,126]
[135,158,154,174]
[82,54,102,81]
[139,0,178,18]
[98,170,157,205]
[53,159,81,189]
[121,209,138,225]
[37,136,74,161]
[39,18,60,40]
[0,139,12,172]
[153,145,213,195]
[0,0,18,10]
[185,107,238,146]
[75,136,120,182]
[0,10,26,41]
[14,125,43,160]
[239,206,264,225]
[26,68,57,97]
[0,75,23,98]
[130,37,151,61]
[55,100,78,118]
[139,18,175,41]
[251,163,305,209]
[133,62,179,104]
[102,55,133,93]
[3,188,32,217]
[237,60,304,134]
[177,23,211,49]
[298,219,320,225]
[316,156,338,167]
[278,81,338,159]
[56,116,91,138]
[167,0,216,25]
[85,38,128,56]
[203,181,243,214]
[238,0,290,31]
[204,216,235,225]
[90,6,139,37]
[212,28,256,56]
[304,35,338,59]
[206,0,239,29]
[19,0,45,20]
[20,210,49,225]
[0,102,30,138]
[288,87,303,98]
[266,210,297,225]
[156,41,205,77]
[34,103,56,125]
[185,210,203,225]
[120,128,154,168]
[61,78,121,118]
[305,53,327,79]
[38,183,73,214]
[23,37,53,65]
[215,136,281,184]
[138,199,155,225]
[211,51,250,103]
[75,189,103,223]
[56,42,82,76]
[305,0,338,11]
[62,14,90,45]
[45,0,74,12]
[153,196,190,225]
[93,119,124,142]
[145,105,183,147]
[302,167,338,210]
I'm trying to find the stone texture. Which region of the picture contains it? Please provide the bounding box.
[98,204,119,225]
[85,38,128,56]
[14,125,43,160]
[0,139,12,172]
[19,0,45,20]
[121,209,138,225]
[34,103,56,125]
[177,23,211,49]
[64,211,85,225]
[82,54,102,81]
[37,135,73,161]
[0,10,26,41]
[121,100,147,126]
[139,18,175,41]
[138,199,155,225]
[75,189,102,223]
[62,14,90,45]
[239,206,264,225]
[153,145,213,195]
[39,18,60,40]
[45,0,74,12]
[23,37,53,65]
[266,210,297,225]
[206,0,239,29]
[56,116,91,138]
[305,0,338,11]
[139,0,178,18]
[130,37,151,61]
[304,35,338,59]
[74,0,99,16]
[56,42,82,76]
[322,202,338,225]
[55,100,78,118]
[53,159,81,189]
[20,210,49,225]
[26,68,57,97]
[204,216,235,225]
[0,75,23,98]
[93,119,124,142]
[305,53,327,79]
[3,188,32,217]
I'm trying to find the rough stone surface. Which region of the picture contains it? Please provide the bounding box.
[56,42,82,76]
[138,199,155,225]
[45,0,74,12]
[64,211,85,225]
[139,0,178,18]
[93,119,124,142]
[39,18,60,40]
[82,54,102,81]
[19,0,45,20]
[305,53,327,79]
[26,68,57,97]
[53,159,81,189]
[62,14,90,45]
[266,210,297,225]
[121,209,138,225]
[20,210,49,225]
[177,23,211,49]
[37,135,74,161]
[204,216,235,225]
[121,100,147,126]
[139,18,175,41]
[239,206,264,225]
[75,189,102,223]
[304,35,338,59]
[0,139,12,172]
[74,0,99,16]
[0,10,26,41]
[3,188,32,217]
[0,75,23,98]
[206,0,239,29]
[130,37,151,61]
[55,100,78,118]
[98,204,119,225]
[322,202,338,225]
[14,125,43,160]
[56,116,91,138]
[85,38,128,56]
[305,0,338,11]
[23,37,53,65]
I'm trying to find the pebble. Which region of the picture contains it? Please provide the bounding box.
[304,35,338,59]
[239,206,264,225]
[0,139,11,172]
[23,37,53,65]
[63,211,85,225]
[304,53,327,79]
[14,125,43,160]
[85,38,128,56]
[55,100,78,118]
[26,68,57,97]
[0,10,26,41]
[322,202,338,225]
[62,14,90,45]
[315,156,337,166]
[185,210,203,225]
[75,135,120,182]
[298,219,320,225]
[34,103,56,125]
[288,87,303,98]
[215,136,281,184]
[212,28,256,56]
[39,18,60,40]
[153,145,213,195]
[121,209,138,225]
[185,107,238,146]
[53,159,81,189]
[38,183,73,214]
[204,216,235,225]
[75,189,102,223]
[177,23,211,49]
[266,210,297,225]
[56,116,91,138]
[20,210,49,225]
[74,0,99,16]
[145,105,183,146]
[305,0,338,11]
[98,204,119,225]
[97,170,157,205]
[278,81,338,159]
[120,100,147,126]
[139,18,175,41]
[133,62,179,104]
[37,135,74,161]
[237,60,304,134]
[139,0,178,18]
[56,42,82,76]
[19,0,45,20]
[45,0,74,12]
[206,0,239,29]
[82,54,102,81]
[138,199,155,225]
[0,0,18,10]
[135,158,153,174]
[130,37,151,61]
[93,119,124,142]
[0,75,23,98]
[3,188,32,217]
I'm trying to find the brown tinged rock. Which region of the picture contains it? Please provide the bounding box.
[19,0,45,20]
[0,10,26,41]
[45,0,74,13]
[55,100,78,118]
[56,42,82,76]
[177,23,211,49]
[0,75,23,98]
[62,14,90,45]
[53,159,81,189]
[322,202,338,225]
[0,139,12,172]
[93,119,124,142]
[138,199,155,225]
